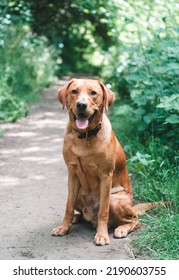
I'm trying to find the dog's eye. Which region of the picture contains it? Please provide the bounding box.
[90,90,97,96]
[72,89,78,94]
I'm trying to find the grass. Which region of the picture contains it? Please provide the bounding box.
[129,150,179,259]
[131,164,179,259]
[132,208,179,259]
[110,109,179,260]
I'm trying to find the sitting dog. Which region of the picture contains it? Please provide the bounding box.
[51,78,157,245]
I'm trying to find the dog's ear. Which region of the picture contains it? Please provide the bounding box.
[98,81,115,112]
[57,79,75,109]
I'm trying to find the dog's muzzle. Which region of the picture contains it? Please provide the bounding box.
[72,110,97,130]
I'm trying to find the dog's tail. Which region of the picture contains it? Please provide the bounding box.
[132,201,171,216]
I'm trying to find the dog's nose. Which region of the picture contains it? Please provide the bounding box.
[76,101,87,111]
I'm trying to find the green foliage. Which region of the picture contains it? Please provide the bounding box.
[111,126,179,259]
[132,160,178,210]
[116,132,179,209]
[132,208,179,260]
[0,1,57,122]
[0,23,57,97]
[108,29,179,147]
[28,0,118,74]
[103,0,179,149]
[0,0,31,24]
[130,151,155,167]
[0,92,28,123]
[112,113,179,260]
[110,95,178,260]
[105,2,179,259]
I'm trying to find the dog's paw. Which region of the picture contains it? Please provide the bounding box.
[114,226,128,239]
[94,233,110,246]
[51,225,69,236]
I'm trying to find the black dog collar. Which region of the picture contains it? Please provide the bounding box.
[77,123,102,139]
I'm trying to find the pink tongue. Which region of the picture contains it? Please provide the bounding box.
[76,119,89,129]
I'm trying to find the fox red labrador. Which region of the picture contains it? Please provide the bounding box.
[52,78,156,245]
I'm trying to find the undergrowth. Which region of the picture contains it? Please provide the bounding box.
[110,112,179,259]
[106,3,178,259]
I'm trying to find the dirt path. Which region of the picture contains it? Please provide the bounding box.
[0,78,136,260]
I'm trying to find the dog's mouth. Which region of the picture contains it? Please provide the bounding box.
[72,111,97,130]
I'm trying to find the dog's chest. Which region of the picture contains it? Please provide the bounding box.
[67,144,100,193]
[68,153,98,177]
[64,132,113,194]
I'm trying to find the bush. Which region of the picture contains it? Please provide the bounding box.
[0,92,28,123]
[104,2,179,258]
[108,28,179,150]
[0,23,57,122]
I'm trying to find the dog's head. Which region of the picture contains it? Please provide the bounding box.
[57,78,115,131]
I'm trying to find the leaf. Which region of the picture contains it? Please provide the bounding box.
[143,113,155,124]
[139,158,150,166]
[157,95,179,112]
[130,152,155,166]
[138,122,148,131]
[164,114,179,124]
[114,105,133,116]
[130,90,147,106]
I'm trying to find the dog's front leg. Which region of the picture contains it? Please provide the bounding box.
[51,171,80,236]
[94,174,112,245]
